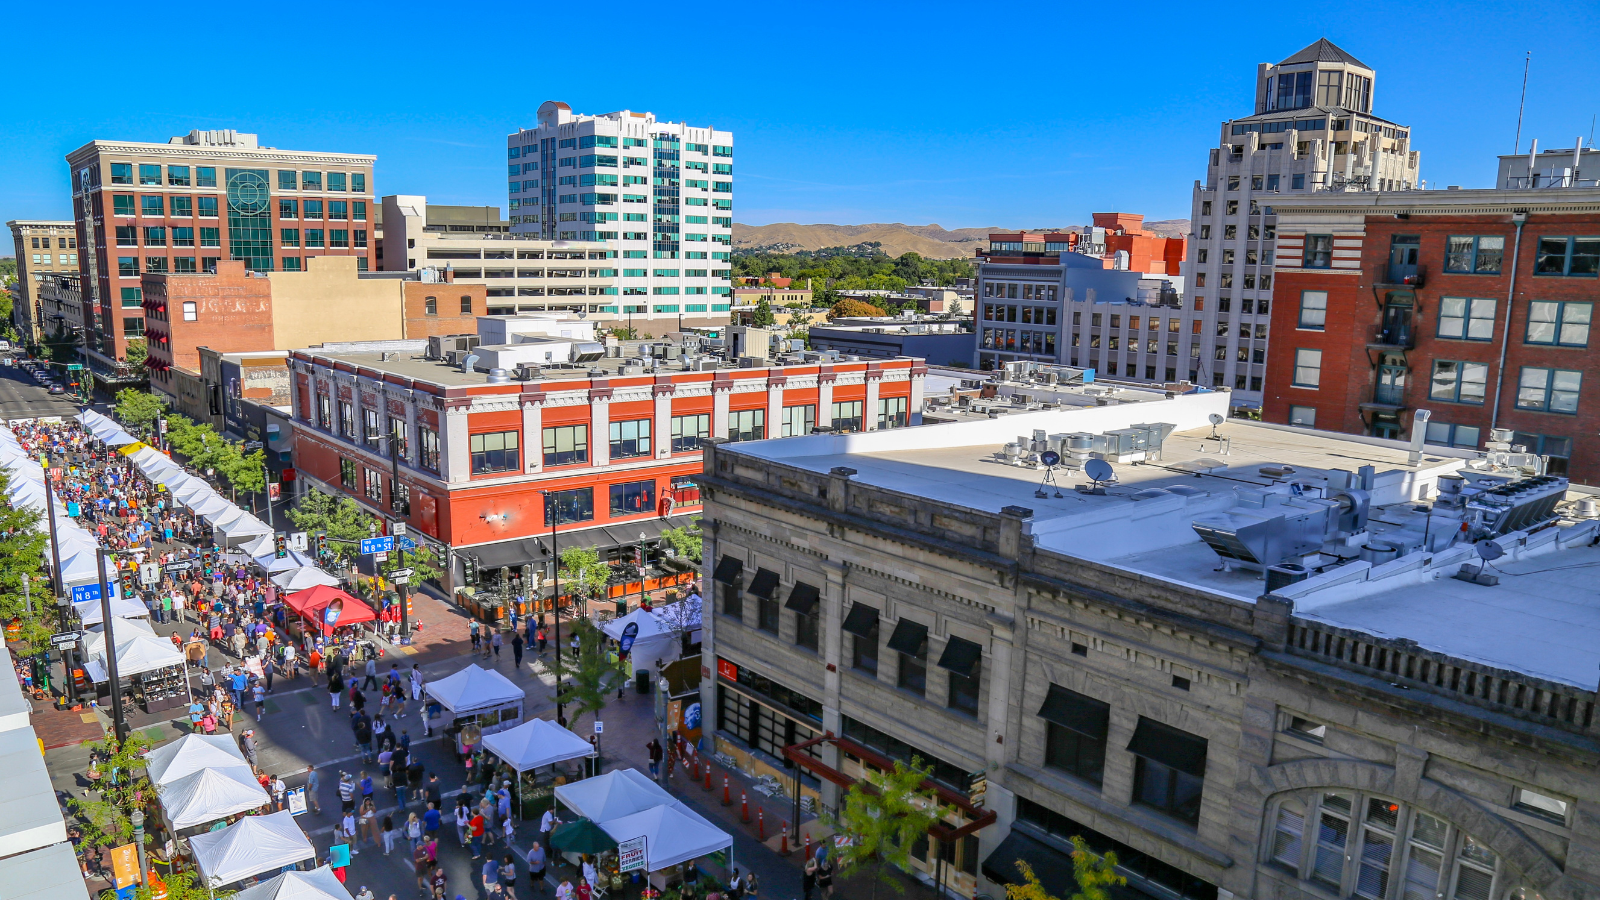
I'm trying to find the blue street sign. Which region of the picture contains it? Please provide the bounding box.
[395,536,417,551]
[70,583,117,604]
[359,536,394,555]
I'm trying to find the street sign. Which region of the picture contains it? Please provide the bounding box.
[617,835,647,873]
[70,583,108,604]
[391,568,415,579]
[165,562,193,573]
[392,523,407,538]
[360,536,394,555]
[139,563,160,586]
[288,532,308,552]
[50,630,83,648]
[373,551,390,563]
[395,536,418,551]
[390,574,410,585]
[594,721,604,734]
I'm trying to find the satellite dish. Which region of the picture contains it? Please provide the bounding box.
[1085,459,1115,484]
[1207,412,1225,440]
[1475,540,1504,561]
[1209,413,1225,425]
[1040,450,1061,467]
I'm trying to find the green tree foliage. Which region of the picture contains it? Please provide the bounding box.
[1003,836,1128,900]
[101,870,233,900]
[381,541,443,584]
[122,339,147,368]
[553,618,617,728]
[659,520,702,564]
[825,757,955,900]
[732,249,973,300]
[70,731,156,854]
[113,389,167,433]
[160,414,265,500]
[286,487,377,564]
[750,298,776,327]
[42,323,81,364]
[828,299,887,320]
[0,467,53,657]
[558,545,610,615]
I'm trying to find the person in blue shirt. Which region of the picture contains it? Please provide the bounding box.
[424,803,442,835]
[230,669,248,707]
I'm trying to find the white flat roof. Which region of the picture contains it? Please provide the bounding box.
[0,646,32,734]
[0,842,91,899]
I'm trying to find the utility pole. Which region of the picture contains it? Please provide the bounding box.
[95,548,128,743]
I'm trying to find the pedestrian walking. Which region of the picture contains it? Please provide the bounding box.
[410,664,424,702]
[455,799,471,847]
[363,657,379,691]
[328,668,344,709]
[483,857,502,896]
[501,853,519,900]
[262,658,274,693]
[470,620,481,653]
[252,683,265,718]
[406,811,424,850]
[306,765,321,814]
[512,632,524,668]
[339,772,356,812]
[526,843,546,894]
[239,729,259,768]
[469,808,487,859]
[802,857,817,900]
[381,814,397,855]
[491,630,503,661]
[646,738,662,777]
[536,626,548,655]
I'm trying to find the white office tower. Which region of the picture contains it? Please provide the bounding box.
[1186,39,1421,408]
[507,101,735,325]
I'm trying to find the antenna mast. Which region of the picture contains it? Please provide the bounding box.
[1513,52,1531,154]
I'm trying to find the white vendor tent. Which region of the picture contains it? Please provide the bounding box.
[229,866,354,900]
[190,810,316,889]
[0,646,31,734]
[239,533,275,557]
[218,512,274,541]
[188,493,236,519]
[253,549,316,574]
[0,728,68,859]
[85,628,186,681]
[482,718,593,772]
[425,664,525,740]
[601,607,679,676]
[58,548,107,589]
[599,802,732,872]
[146,733,250,787]
[272,567,340,591]
[74,590,149,626]
[0,841,93,900]
[77,410,139,447]
[158,765,270,830]
[554,767,676,823]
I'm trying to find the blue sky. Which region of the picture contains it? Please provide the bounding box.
[4,0,1597,231]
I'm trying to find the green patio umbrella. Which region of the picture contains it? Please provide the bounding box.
[551,818,618,855]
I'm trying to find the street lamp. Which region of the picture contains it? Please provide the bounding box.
[130,808,146,887]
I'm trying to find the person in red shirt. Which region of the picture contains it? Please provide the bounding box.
[469,811,486,859]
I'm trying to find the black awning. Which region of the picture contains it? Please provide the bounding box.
[470,537,547,570]
[982,830,1077,900]
[747,568,780,599]
[936,636,983,678]
[886,619,928,656]
[712,555,743,584]
[785,581,821,614]
[840,603,878,638]
[1037,684,1110,740]
[1127,717,1208,776]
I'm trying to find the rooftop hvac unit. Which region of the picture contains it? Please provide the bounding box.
[514,364,540,380]
[571,342,607,365]
[1466,474,1568,536]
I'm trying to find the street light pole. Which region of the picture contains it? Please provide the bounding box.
[130,809,146,887]
[539,490,564,724]
[95,547,128,743]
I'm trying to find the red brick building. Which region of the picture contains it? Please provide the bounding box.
[141,260,274,373]
[287,344,925,590]
[1265,187,1600,481]
[401,280,487,339]
[979,214,1185,276]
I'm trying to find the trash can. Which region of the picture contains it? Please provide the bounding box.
[636,671,651,694]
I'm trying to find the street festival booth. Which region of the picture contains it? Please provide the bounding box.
[254,549,317,575]
[217,510,275,544]
[0,727,69,860]
[147,734,250,786]
[424,664,526,753]
[228,865,354,900]
[600,803,733,885]
[273,567,341,592]
[481,718,594,817]
[156,764,271,835]
[73,589,149,627]
[283,584,376,641]
[83,619,191,713]
[189,810,316,890]
[77,410,140,447]
[239,533,276,558]
[601,607,679,679]
[553,767,677,824]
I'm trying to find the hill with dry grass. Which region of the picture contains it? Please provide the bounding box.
[734,220,1189,259]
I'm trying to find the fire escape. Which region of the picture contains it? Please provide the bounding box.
[1359,236,1422,440]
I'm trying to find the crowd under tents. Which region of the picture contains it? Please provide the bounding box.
[0,841,93,900]
[229,866,354,900]
[189,811,317,889]
[283,584,375,635]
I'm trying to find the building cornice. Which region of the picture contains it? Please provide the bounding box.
[1272,187,1600,217]
[66,141,375,167]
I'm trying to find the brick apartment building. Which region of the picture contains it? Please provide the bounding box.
[1264,173,1600,481]
[65,129,375,380]
[286,337,925,587]
[6,220,79,342]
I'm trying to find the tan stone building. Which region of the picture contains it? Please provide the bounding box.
[7,220,80,342]
[700,383,1600,900]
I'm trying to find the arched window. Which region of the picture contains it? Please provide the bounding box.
[1265,791,1504,900]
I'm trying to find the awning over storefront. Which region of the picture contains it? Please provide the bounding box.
[747,568,779,599]
[469,537,548,571]
[462,516,701,571]
[841,602,878,637]
[711,556,742,584]
[982,829,1076,900]
[886,619,928,655]
[784,582,820,614]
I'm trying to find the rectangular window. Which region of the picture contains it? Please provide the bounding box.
[338,401,355,438]
[352,173,366,193]
[328,172,347,192]
[139,164,161,186]
[608,419,651,459]
[329,229,348,248]
[889,620,928,695]
[301,171,322,191]
[166,165,190,186]
[1438,297,1497,341]
[196,167,216,188]
[317,395,332,429]
[113,194,136,216]
[670,414,709,452]
[1303,235,1333,268]
[305,229,324,248]
[170,196,193,217]
[781,405,815,437]
[171,226,194,247]
[1534,237,1600,276]
[122,316,144,337]
[363,467,384,502]
[845,605,880,675]
[1298,290,1327,329]
[141,195,164,217]
[110,163,133,184]
[1515,367,1582,413]
[145,256,167,274]
[199,227,220,248]
[278,171,297,191]
[329,201,348,220]
[544,488,594,525]
[542,424,588,466]
[469,430,521,474]
[831,400,864,433]
[1271,798,1308,871]
[362,407,382,449]
[143,226,167,246]
[1128,718,1207,827]
[339,458,357,490]
[1429,360,1490,404]
[281,228,300,247]
[1039,685,1109,786]
[305,200,323,220]
[417,425,440,471]
[876,397,908,430]
[1293,349,1322,387]
[1444,236,1506,274]
[388,416,408,460]
[1288,405,1316,428]
[1525,300,1592,346]
[609,480,656,516]
[280,257,301,272]
[120,287,143,307]
[728,409,765,442]
[173,256,196,274]
[279,198,298,219]
[758,588,781,635]
[1425,422,1481,450]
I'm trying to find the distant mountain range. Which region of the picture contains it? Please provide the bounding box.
[733,220,1190,260]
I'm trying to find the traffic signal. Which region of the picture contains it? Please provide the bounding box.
[120,571,135,598]
[314,532,327,557]
[462,556,478,584]
[274,532,287,559]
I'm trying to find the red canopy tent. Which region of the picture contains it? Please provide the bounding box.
[283,585,376,635]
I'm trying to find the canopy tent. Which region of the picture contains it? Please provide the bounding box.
[601,607,679,676]
[146,733,249,787]
[171,480,219,507]
[553,767,676,824]
[189,810,316,889]
[599,803,732,872]
[204,503,248,529]
[283,585,375,635]
[425,664,526,742]
[149,469,202,494]
[0,728,68,860]
[129,447,184,481]
[482,718,593,772]
[0,841,93,900]
[73,590,149,626]
[187,492,236,520]
[218,512,274,541]
[228,866,354,900]
[157,765,270,830]
[86,630,187,681]
[58,548,110,588]
[77,410,139,447]
[83,616,158,658]
[550,819,617,855]
[253,549,317,574]
[239,533,276,557]
[273,567,341,591]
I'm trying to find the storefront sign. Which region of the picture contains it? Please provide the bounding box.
[618,835,647,873]
[717,658,739,682]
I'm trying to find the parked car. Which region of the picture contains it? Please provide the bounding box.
[47,384,65,394]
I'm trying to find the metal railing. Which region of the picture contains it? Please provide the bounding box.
[1504,175,1600,189]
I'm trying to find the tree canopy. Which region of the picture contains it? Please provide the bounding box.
[732,248,972,299]
[286,487,378,564]
[825,757,954,900]
[828,299,888,320]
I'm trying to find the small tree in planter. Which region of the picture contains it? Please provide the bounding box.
[824,757,953,900]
